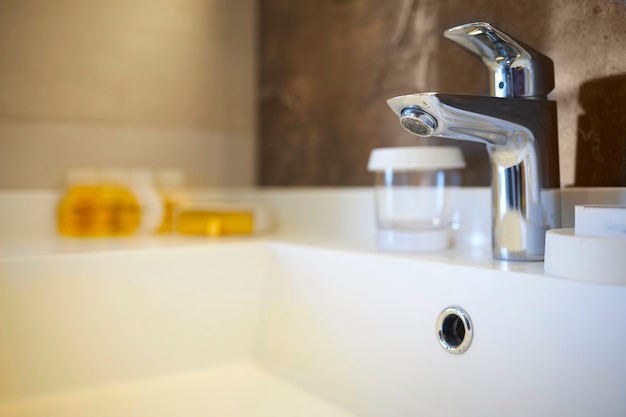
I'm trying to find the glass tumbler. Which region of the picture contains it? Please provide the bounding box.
[367,146,465,252]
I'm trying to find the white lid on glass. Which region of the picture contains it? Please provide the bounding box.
[367,146,465,171]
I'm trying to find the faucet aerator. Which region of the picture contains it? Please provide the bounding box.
[399,107,437,137]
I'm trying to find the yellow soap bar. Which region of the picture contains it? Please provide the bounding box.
[176,210,255,237]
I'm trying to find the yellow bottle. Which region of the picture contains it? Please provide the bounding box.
[57,169,141,237]
[97,183,142,237]
[57,183,104,237]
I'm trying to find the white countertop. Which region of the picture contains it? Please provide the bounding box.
[2,186,624,280]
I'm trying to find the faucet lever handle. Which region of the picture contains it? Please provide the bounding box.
[444,22,554,98]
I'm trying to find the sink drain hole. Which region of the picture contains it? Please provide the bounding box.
[442,314,465,347]
[437,307,473,354]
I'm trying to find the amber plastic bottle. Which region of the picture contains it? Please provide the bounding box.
[97,182,142,236]
[57,169,141,237]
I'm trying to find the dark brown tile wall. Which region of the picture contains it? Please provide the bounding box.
[258,0,626,187]
[575,74,626,186]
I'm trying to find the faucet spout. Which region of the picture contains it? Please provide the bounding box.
[387,93,559,182]
[390,93,519,146]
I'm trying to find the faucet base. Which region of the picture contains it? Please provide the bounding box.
[491,187,561,262]
[493,249,544,262]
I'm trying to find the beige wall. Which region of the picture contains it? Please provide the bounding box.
[0,0,256,189]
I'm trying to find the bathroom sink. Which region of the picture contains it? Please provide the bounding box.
[1,237,625,417]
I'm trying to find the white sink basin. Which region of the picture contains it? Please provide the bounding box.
[1,237,625,417]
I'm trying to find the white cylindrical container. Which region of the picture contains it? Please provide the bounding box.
[367,146,465,252]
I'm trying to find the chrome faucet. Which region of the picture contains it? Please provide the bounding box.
[387,22,560,261]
